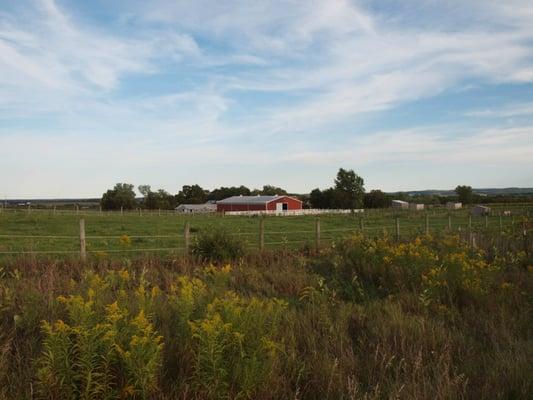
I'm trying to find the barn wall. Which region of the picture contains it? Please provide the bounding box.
[216,203,266,212]
[216,196,302,212]
[266,196,303,211]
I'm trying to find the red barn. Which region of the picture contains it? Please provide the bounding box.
[216,195,302,213]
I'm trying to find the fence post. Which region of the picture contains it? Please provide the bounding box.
[158,208,161,217]
[259,218,265,251]
[359,215,364,235]
[184,222,190,255]
[79,218,86,263]
[448,214,452,231]
[120,206,123,216]
[53,206,56,216]
[425,214,429,235]
[315,218,321,252]
[99,206,102,216]
[76,204,79,215]
[485,215,488,229]
[27,204,31,215]
[395,217,400,241]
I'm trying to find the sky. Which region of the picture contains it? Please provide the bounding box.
[1,0,532,198]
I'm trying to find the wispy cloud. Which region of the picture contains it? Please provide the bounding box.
[0,0,532,197]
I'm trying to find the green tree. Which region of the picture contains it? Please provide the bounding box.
[101,183,137,210]
[208,186,251,201]
[455,185,473,204]
[364,190,391,208]
[176,184,208,204]
[333,168,365,209]
[252,185,288,196]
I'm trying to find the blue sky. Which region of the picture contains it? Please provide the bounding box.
[1,0,532,198]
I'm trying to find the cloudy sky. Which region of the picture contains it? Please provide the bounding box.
[1,0,532,198]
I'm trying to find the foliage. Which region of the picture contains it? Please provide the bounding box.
[138,185,176,210]
[101,183,137,211]
[252,185,288,196]
[208,186,251,201]
[456,185,474,204]
[309,167,365,209]
[0,233,531,399]
[192,229,245,262]
[364,189,392,208]
[36,272,163,399]
[176,184,209,205]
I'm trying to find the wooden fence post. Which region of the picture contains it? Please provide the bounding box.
[184,222,190,255]
[53,206,56,216]
[76,204,79,215]
[27,204,31,215]
[359,215,364,234]
[425,214,429,235]
[259,218,265,251]
[395,217,400,241]
[120,206,123,215]
[448,214,452,231]
[79,218,86,263]
[99,206,102,216]
[485,215,488,229]
[315,218,320,252]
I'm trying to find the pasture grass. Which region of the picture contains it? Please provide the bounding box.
[0,206,530,258]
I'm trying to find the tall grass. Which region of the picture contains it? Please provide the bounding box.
[0,232,531,399]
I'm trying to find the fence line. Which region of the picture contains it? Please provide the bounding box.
[0,214,530,259]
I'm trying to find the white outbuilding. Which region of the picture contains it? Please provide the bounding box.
[392,200,409,209]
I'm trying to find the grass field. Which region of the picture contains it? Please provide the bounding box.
[0,205,531,258]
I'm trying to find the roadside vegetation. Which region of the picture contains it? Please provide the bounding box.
[0,232,531,399]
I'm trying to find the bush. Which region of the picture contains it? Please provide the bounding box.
[192,229,245,262]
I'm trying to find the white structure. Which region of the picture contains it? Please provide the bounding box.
[447,202,462,210]
[472,205,490,216]
[175,203,216,214]
[224,209,363,216]
[392,200,409,209]
[409,203,424,210]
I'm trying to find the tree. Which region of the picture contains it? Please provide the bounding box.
[252,185,288,196]
[176,184,208,204]
[101,183,137,210]
[364,190,391,209]
[455,185,473,204]
[333,168,365,209]
[208,186,251,201]
[138,185,151,198]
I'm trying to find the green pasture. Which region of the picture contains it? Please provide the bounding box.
[0,205,530,258]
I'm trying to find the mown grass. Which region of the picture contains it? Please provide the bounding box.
[0,231,531,399]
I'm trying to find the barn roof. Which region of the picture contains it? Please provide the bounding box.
[217,195,301,205]
[175,203,216,210]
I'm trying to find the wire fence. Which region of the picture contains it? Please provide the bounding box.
[0,212,530,258]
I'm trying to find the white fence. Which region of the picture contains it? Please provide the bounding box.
[224,208,364,216]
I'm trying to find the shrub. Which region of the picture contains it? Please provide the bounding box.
[192,229,245,263]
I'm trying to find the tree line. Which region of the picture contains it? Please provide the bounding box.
[100,169,528,211]
[101,183,289,210]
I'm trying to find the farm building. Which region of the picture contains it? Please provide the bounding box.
[392,200,409,209]
[216,195,302,213]
[175,203,216,214]
[409,203,424,210]
[472,205,491,216]
[447,202,462,210]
